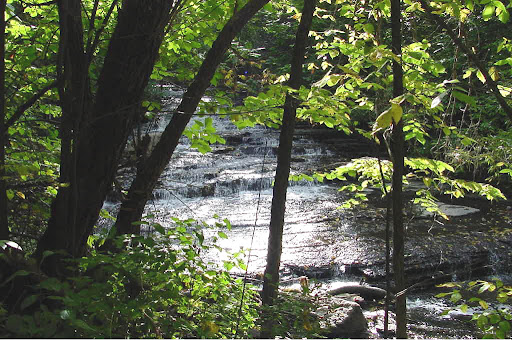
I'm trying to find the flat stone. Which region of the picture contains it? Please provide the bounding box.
[420,203,480,217]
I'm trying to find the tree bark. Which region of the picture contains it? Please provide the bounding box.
[391,0,407,336]
[0,0,7,240]
[260,0,315,336]
[114,0,271,235]
[418,0,512,120]
[35,0,174,259]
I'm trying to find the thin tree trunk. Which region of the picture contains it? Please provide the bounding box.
[418,0,512,120]
[0,0,7,240]
[114,0,271,235]
[260,0,315,336]
[36,0,174,259]
[391,0,407,336]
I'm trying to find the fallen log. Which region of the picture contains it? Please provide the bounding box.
[327,284,390,300]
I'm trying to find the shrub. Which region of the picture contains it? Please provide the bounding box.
[0,218,258,338]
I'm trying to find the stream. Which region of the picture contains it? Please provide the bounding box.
[104,84,512,338]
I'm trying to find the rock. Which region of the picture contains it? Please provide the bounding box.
[327,284,389,300]
[323,300,368,338]
[418,203,479,218]
[201,183,216,197]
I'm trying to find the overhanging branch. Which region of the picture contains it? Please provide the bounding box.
[418,0,512,120]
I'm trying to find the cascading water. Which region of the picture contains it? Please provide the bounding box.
[103,84,512,339]
[116,84,353,275]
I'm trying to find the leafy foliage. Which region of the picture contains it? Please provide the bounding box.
[437,279,512,339]
[0,219,258,338]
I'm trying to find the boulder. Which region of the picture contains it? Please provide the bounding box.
[322,300,368,338]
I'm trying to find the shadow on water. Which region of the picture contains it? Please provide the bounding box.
[103,85,512,339]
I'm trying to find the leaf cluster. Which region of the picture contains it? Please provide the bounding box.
[437,279,512,339]
[0,218,258,338]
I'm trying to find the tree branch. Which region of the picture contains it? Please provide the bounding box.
[86,0,119,63]
[418,0,512,120]
[4,80,58,130]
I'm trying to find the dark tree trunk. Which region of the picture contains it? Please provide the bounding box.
[114,0,271,235]
[38,0,90,259]
[390,0,407,336]
[35,0,174,259]
[0,0,7,240]
[260,0,315,336]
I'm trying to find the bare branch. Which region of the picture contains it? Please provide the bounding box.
[5,80,58,130]
[19,0,56,7]
[85,0,100,54]
[86,0,119,63]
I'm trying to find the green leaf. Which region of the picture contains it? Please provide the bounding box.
[6,189,14,200]
[373,103,403,134]
[326,74,342,87]
[20,294,38,311]
[2,270,30,286]
[498,85,512,97]
[409,51,424,60]
[223,261,234,271]
[436,292,451,298]
[451,291,462,303]
[5,315,23,333]
[461,137,475,146]
[74,319,97,333]
[478,315,489,329]
[498,9,510,23]
[452,90,476,107]
[390,103,403,123]
[496,329,506,339]
[152,223,165,235]
[479,299,489,309]
[498,320,511,333]
[489,313,501,324]
[482,4,495,20]
[218,231,228,239]
[489,66,499,81]
[363,23,374,33]
[476,70,486,83]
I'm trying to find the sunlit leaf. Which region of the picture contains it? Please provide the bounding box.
[482,4,495,20]
[489,66,499,81]
[431,91,448,108]
[498,85,512,97]
[479,299,489,309]
[0,240,22,251]
[476,69,486,83]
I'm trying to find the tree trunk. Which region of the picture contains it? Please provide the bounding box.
[0,0,7,240]
[114,0,271,235]
[390,0,407,336]
[260,0,315,336]
[35,0,174,259]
